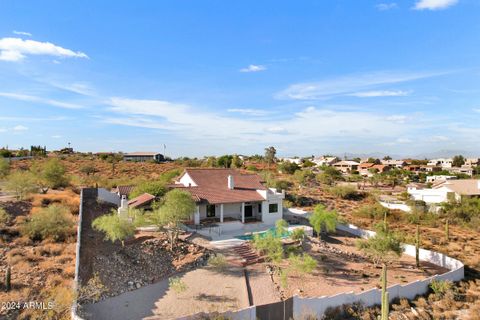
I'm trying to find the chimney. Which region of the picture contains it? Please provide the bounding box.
[228,175,235,190]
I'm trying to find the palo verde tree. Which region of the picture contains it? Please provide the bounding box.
[264,146,277,168]
[5,171,37,200]
[155,189,196,250]
[92,211,135,247]
[357,221,404,320]
[31,158,69,193]
[309,204,338,238]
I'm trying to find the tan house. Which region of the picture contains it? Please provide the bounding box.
[333,160,360,173]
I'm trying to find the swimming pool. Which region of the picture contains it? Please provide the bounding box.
[235,227,291,240]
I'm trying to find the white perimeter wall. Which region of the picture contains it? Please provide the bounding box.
[293,223,464,319]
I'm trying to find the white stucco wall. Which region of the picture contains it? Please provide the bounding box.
[292,223,464,319]
[178,172,197,187]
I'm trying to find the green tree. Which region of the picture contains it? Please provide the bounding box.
[231,154,243,168]
[155,189,196,250]
[216,155,233,168]
[252,232,283,263]
[294,169,315,186]
[264,146,277,168]
[452,155,465,167]
[278,161,300,174]
[0,157,10,178]
[129,181,166,199]
[92,211,135,247]
[316,166,342,186]
[38,158,69,189]
[5,171,37,200]
[309,204,338,238]
[80,164,97,176]
[23,204,74,241]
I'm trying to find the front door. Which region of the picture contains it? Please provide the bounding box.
[244,205,253,218]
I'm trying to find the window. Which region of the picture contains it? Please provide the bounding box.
[206,204,216,217]
[269,203,278,213]
[258,203,262,213]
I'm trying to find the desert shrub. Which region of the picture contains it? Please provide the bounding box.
[353,203,389,220]
[288,254,317,274]
[246,165,258,172]
[22,205,74,241]
[0,156,9,178]
[430,279,453,297]
[36,158,70,189]
[129,181,166,199]
[79,272,107,304]
[316,167,343,186]
[278,161,300,174]
[169,276,187,293]
[0,207,10,226]
[309,204,338,236]
[291,228,305,242]
[294,169,315,185]
[275,179,293,191]
[158,169,181,183]
[328,185,360,199]
[208,254,228,271]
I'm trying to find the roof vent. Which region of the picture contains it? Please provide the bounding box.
[228,175,235,190]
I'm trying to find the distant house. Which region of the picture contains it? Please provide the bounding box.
[123,152,165,162]
[359,163,391,176]
[408,179,480,204]
[465,158,480,167]
[381,160,407,168]
[448,165,474,177]
[425,175,456,183]
[172,168,285,228]
[332,160,359,173]
[312,156,339,167]
[427,158,453,168]
[278,157,302,165]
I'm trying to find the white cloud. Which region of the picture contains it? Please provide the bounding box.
[376,3,398,10]
[51,135,62,139]
[13,125,28,131]
[227,108,270,116]
[413,0,458,10]
[239,64,266,73]
[0,92,84,109]
[0,37,88,62]
[0,128,6,132]
[428,135,450,142]
[350,90,410,97]
[473,108,480,113]
[386,115,408,124]
[396,137,412,143]
[105,97,412,145]
[277,71,442,100]
[13,31,32,37]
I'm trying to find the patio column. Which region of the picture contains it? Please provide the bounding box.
[241,202,245,223]
[220,204,224,223]
[194,205,200,225]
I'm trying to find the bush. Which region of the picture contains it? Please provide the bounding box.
[130,181,166,199]
[5,171,37,200]
[22,205,74,241]
[246,165,258,172]
[278,161,300,174]
[0,157,9,178]
[353,203,389,220]
[40,158,69,188]
[328,185,359,200]
[430,279,453,297]
[275,180,293,191]
[0,207,9,226]
[169,276,187,293]
[208,254,228,271]
[290,228,305,242]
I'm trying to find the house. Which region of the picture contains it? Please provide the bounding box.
[465,158,480,166]
[123,152,165,162]
[172,168,285,229]
[448,165,474,177]
[408,179,480,204]
[312,156,339,167]
[278,157,302,165]
[381,160,407,168]
[425,175,456,183]
[427,158,453,168]
[128,193,156,209]
[332,160,359,173]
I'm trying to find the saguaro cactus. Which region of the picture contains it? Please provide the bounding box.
[415,225,420,268]
[380,264,389,320]
[5,265,11,292]
[445,219,449,242]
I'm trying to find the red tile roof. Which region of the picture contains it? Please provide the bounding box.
[173,169,267,204]
[128,193,155,208]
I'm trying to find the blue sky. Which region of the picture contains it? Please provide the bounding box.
[0,0,479,157]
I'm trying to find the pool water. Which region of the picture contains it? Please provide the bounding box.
[235,227,291,240]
